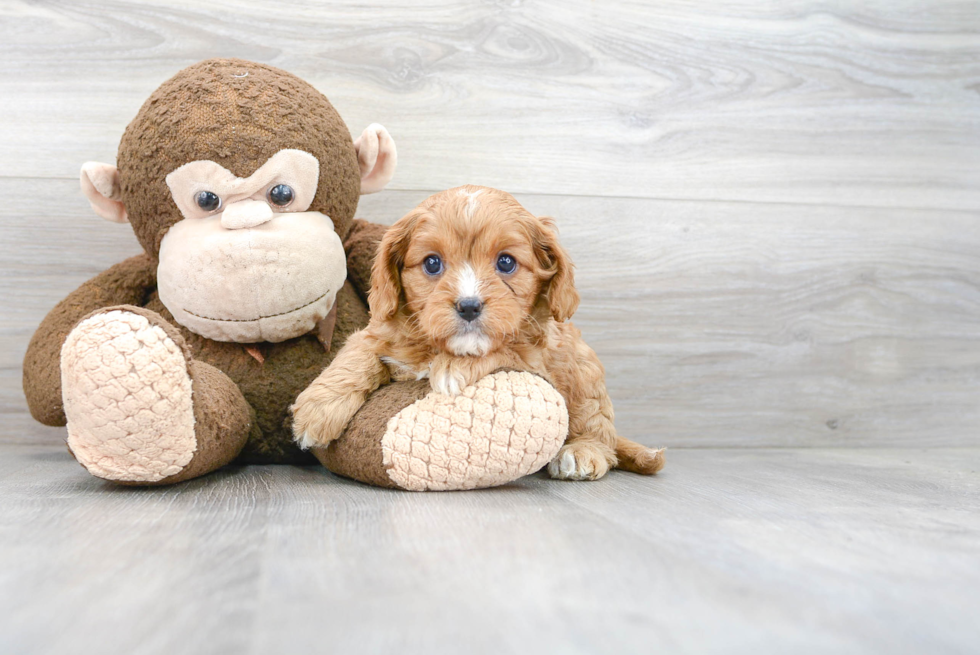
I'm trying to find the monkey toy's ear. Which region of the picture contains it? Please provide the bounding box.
[80,162,128,223]
[354,124,397,195]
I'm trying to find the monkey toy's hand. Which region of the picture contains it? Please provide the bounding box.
[313,370,570,491]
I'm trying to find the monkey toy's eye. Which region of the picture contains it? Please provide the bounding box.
[423,255,443,276]
[195,190,221,212]
[496,253,517,274]
[268,184,294,207]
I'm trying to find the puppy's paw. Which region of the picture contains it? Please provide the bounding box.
[430,368,465,397]
[547,442,612,481]
[290,387,354,450]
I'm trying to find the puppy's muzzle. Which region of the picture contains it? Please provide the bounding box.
[455,297,483,323]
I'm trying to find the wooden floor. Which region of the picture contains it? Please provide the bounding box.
[2,1,978,653]
[1,441,978,654]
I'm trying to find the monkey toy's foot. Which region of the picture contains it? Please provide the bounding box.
[314,371,569,491]
[60,306,251,485]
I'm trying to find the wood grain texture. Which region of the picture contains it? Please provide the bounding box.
[0,444,977,655]
[0,0,978,209]
[5,181,978,448]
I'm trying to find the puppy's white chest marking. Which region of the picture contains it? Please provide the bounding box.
[448,330,491,356]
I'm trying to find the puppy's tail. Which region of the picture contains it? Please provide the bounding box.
[614,436,666,475]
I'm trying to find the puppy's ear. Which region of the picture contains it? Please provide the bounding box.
[532,217,580,322]
[369,211,419,320]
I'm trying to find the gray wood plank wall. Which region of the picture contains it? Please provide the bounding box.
[2,0,978,448]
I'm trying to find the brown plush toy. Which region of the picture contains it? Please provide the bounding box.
[22,58,567,489]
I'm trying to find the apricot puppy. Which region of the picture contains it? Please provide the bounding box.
[292,185,664,480]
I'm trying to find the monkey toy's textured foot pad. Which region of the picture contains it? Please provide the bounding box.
[314,371,568,491]
[61,308,197,483]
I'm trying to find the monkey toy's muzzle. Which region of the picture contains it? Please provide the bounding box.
[156,211,347,343]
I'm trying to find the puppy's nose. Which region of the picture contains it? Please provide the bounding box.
[455,297,483,322]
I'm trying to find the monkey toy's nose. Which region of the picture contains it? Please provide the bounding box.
[455,297,483,322]
[221,199,275,230]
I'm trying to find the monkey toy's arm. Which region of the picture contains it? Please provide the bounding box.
[23,253,157,426]
[342,218,388,303]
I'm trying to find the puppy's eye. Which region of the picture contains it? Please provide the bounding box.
[268,184,294,207]
[496,253,517,274]
[423,255,443,276]
[195,190,221,212]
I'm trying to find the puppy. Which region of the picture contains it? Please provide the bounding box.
[292,185,664,480]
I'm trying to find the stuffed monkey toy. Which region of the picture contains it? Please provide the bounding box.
[23,59,566,489]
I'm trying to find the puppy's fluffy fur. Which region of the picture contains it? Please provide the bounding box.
[292,186,664,480]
